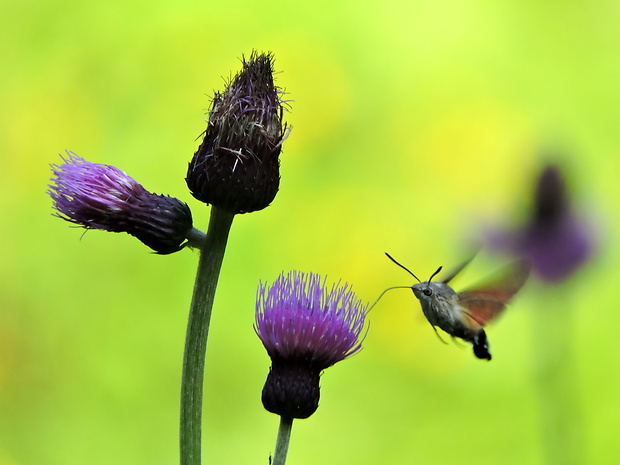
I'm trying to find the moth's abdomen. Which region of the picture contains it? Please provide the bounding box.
[472,330,491,360]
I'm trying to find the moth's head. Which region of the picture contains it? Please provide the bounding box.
[384,253,450,302]
[411,281,456,303]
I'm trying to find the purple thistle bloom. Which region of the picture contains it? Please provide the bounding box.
[49,152,194,254]
[489,164,594,283]
[255,271,368,419]
[186,51,288,214]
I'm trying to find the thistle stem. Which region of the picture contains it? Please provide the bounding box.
[532,290,584,465]
[180,206,235,465]
[272,416,294,465]
[185,227,207,249]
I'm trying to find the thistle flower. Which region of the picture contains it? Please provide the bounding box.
[49,152,194,254]
[186,51,287,214]
[255,271,368,420]
[489,164,594,283]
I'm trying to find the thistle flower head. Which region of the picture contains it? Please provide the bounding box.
[186,51,287,214]
[49,152,193,254]
[490,164,594,283]
[255,271,368,419]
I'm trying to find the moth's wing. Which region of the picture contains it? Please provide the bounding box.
[459,259,530,301]
[458,298,508,327]
[441,250,479,285]
[457,260,530,326]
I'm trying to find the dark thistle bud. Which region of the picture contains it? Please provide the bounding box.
[49,152,194,254]
[255,271,368,419]
[186,51,288,214]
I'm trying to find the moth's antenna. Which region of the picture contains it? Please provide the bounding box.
[385,252,421,283]
[428,266,443,283]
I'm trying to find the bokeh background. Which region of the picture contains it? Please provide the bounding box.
[1,1,619,464]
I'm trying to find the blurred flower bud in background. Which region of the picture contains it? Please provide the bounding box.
[488,162,595,283]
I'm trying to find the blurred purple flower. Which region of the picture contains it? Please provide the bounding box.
[490,164,594,283]
[255,271,368,419]
[49,152,193,254]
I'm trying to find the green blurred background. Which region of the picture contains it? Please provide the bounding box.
[1,0,619,464]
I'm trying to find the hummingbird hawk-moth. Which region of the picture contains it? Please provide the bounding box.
[385,253,529,360]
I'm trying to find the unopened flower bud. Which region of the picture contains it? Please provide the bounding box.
[186,51,287,214]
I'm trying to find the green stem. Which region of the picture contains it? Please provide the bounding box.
[272,416,294,465]
[180,206,235,465]
[532,290,584,465]
[185,227,207,249]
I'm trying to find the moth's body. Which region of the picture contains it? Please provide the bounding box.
[411,281,490,360]
[386,252,529,360]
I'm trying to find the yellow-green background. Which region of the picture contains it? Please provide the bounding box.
[1,1,619,464]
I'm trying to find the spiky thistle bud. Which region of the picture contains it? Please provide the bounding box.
[255,271,368,419]
[186,51,287,214]
[49,152,194,254]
